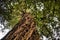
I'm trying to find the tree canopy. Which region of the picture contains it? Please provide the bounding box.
[0,0,60,39]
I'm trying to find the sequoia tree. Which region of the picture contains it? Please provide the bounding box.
[1,12,40,40]
[0,0,60,40]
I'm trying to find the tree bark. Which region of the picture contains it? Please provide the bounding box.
[1,12,40,40]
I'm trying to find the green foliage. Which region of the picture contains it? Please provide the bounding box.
[0,0,60,37]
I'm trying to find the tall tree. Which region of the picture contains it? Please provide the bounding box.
[1,12,40,40]
[0,0,60,40]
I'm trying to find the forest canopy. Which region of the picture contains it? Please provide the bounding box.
[0,0,60,39]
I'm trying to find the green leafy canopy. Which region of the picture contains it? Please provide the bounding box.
[0,0,60,37]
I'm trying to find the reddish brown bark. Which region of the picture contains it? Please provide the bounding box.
[1,12,40,40]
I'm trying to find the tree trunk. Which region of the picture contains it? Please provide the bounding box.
[1,12,40,40]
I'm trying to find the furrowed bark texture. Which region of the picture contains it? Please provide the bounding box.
[1,13,40,40]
